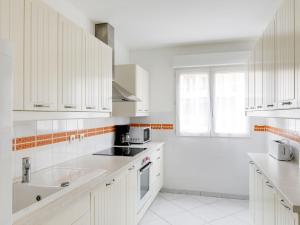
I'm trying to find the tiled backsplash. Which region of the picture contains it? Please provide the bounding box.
[12,117,129,179]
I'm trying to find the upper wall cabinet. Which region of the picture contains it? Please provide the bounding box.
[246,0,300,117]
[24,0,58,111]
[113,64,150,117]
[0,0,25,110]
[99,42,113,112]
[275,0,296,109]
[254,38,263,110]
[58,16,84,112]
[262,21,276,110]
[247,51,255,110]
[82,34,100,112]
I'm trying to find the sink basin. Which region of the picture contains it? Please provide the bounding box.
[13,183,62,213]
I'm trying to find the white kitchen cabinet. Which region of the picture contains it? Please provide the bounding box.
[263,21,276,110]
[275,0,297,109]
[24,0,58,111]
[83,34,100,112]
[99,42,113,113]
[0,0,10,40]
[247,51,256,111]
[263,178,276,225]
[150,146,164,196]
[91,171,126,225]
[43,193,90,225]
[249,162,256,225]
[0,0,24,110]
[295,0,300,108]
[255,38,263,110]
[276,194,298,225]
[58,16,84,111]
[126,163,138,225]
[113,64,150,117]
[254,168,264,225]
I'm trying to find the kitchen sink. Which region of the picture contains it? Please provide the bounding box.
[13,183,63,213]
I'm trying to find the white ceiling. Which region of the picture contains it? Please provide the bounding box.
[67,0,281,49]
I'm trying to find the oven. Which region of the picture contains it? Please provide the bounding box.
[137,156,152,211]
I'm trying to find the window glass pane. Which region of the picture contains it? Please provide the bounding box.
[177,71,211,135]
[213,70,248,135]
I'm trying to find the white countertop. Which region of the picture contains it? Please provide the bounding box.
[13,142,164,224]
[248,153,300,213]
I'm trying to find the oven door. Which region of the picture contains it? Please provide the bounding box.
[138,161,152,211]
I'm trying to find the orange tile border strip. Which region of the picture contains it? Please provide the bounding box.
[130,123,174,130]
[254,125,300,142]
[13,125,116,152]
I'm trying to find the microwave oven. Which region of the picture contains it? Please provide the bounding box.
[130,127,151,144]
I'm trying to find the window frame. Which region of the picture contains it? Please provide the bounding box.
[176,65,250,138]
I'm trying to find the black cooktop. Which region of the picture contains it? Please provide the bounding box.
[93,147,147,157]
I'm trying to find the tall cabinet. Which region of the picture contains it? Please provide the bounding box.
[24,0,58,111]
[275,0,296,109]
[58,16,84,112]
[262,21,276,110]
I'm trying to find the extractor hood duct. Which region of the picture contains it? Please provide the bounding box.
[95,23,139,102]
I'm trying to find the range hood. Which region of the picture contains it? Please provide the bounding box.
[95,23,139,102]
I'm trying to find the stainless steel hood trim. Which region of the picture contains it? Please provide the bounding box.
[112,81,141,102]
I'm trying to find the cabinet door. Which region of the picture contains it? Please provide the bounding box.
[255,38,263,109]
[263,21,276,110]
[295,0,300,107]
[99,42,112,112]
[248,51,256,110]
[83,34,99,111]
[24,0,58,111]
[126,164,138,225]
[254,168,264,225]
[10,0,25,110]
[143,70,150,113]
[91,173,126,225]
[276,0,297,109]
[249,162,256,225]
[276,195,296,225]
[58,16,83,111]
[136,66,150,114]
[263,178,276,225]
[0,0,10,40]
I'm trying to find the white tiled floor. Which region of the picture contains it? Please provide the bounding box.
[139,193,249,225]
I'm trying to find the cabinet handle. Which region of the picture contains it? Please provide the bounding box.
[250,107,255,110]
[280,200,291,210]
[265,181,273,189]
[34,104,50,108]
[156,173,161,177]
[64,105,76,109]
[267,104,274,108]
[86,106,96,110]
[256,170,262,174]
[249,161,254,165]
[128,165,135,171]
[106,182,112,187]
[102,107,110,110]
[257,106,263,109]
[282,101,292,106]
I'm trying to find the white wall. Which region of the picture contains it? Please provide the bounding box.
[130,40,267,197]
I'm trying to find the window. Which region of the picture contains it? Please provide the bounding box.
[176,66,248,137]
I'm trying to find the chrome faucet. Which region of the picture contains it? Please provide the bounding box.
[22,157,31,183]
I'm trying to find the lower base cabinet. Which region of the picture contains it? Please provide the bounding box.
[249,162,299,225]
[43,194,91,225]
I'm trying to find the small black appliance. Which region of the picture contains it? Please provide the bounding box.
[114,125,131,146]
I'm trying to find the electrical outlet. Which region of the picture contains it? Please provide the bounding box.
[69,135,76,143]
[79,133,85,141]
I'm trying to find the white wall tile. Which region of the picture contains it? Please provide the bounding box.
[37,120,53,135]
[66,119,78,131]
[53,120,67,132]
[13,121,36,137]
